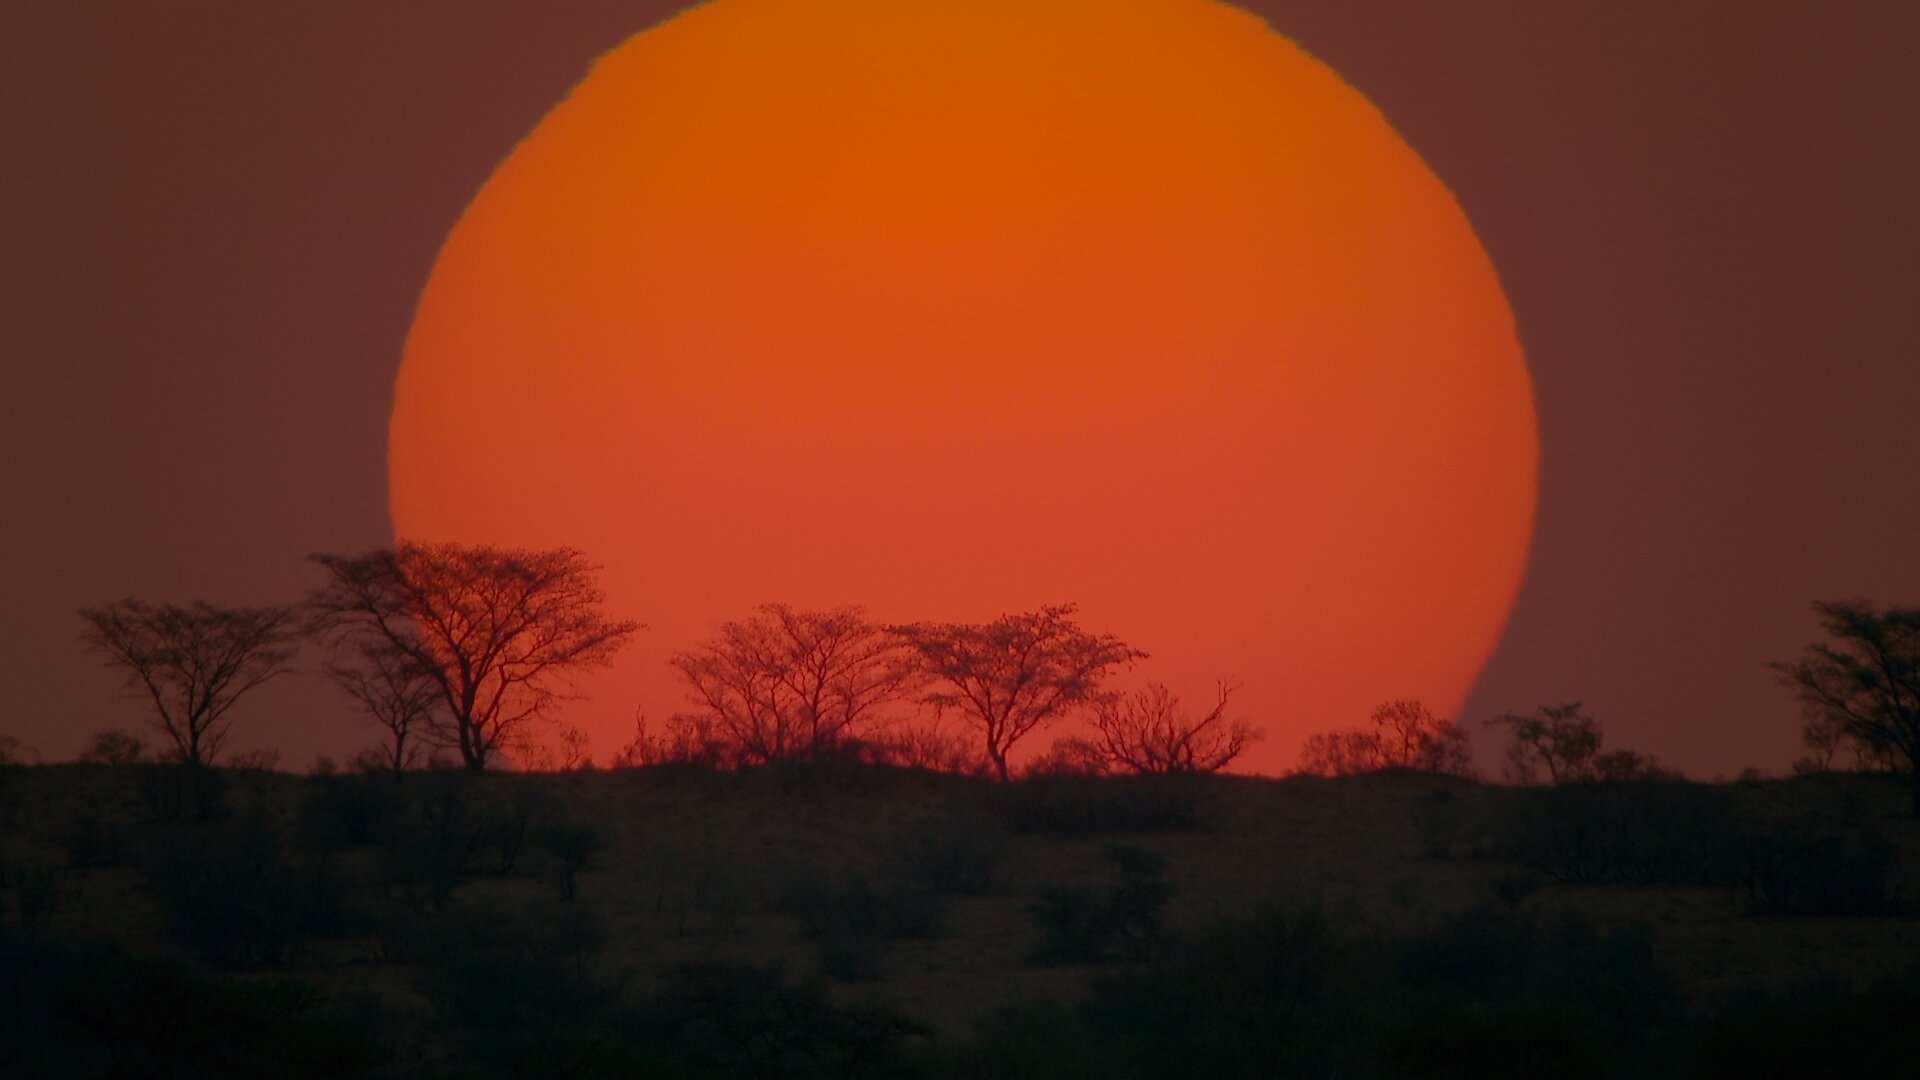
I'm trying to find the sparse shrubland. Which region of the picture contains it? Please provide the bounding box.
[1,760,1918,1076]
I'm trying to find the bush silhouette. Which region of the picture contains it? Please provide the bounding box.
[995,774,1208,835]
[146,815,346,967]
[60,814,132,872]
[889,807,1009,896]
[649,962,925,1078]
[296,773,402,849]
[137,763,230,823]
[1491,779,1745,886]
[533,814,608,900]
[1078,904,1368,1079]
[1025,843,1175,964]
[777,864,949,979]
[1682,967,1920,1078]
[416,897,610,1037]
[1744,820,1901,916]
[0,938,384,1078]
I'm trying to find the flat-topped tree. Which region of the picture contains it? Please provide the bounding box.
[891,605,1144,781]
[670,604,917,765]
[1773,599,1920,817]
[307,543,639,772]
[78,599,300,767]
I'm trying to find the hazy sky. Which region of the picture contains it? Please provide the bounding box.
[4,1,1915,776]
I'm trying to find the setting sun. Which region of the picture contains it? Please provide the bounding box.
[388,0,1537,771]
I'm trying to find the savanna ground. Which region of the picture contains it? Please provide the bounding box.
[3,759,1918,1077]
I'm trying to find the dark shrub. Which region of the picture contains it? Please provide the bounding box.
[375,772,511,911]
[1494,780,1744,886]
[1080,904,1367,1079]
[1103,844,1175,952]
[756,752,902,798]
[1682,968,1920,1078]
[1391,908,1683,1075]
[60,814,132,871]
[0,938,385,1079]
[1744,820,1901,916]
[137,764,229,824]
[377,812,469,914]
[297,773,402,849]
[416,898,610,1035]
[12,862,58,944]
[1025,844,1175,964]
[472,779,560,875]
[533,815,609,900]
[779,865,949,979]
[146,815,345,967]
[1025,883,1112,964]
[996,774,1208,835]
[650,962,924,1078]
[890,808,1008,895]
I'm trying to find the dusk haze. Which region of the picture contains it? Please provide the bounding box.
[3,2,1917,1076]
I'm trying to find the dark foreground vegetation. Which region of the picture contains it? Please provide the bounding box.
[4,760,1920,1078]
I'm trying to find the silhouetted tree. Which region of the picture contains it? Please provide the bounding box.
[863,719,988,775]
[1484,701,1602,784]
[1794,704,1849,774]
[1091,682,1257,774]
[306,544,639,772]
[1024,735,1110,778]
[78,599,300,766]
[1297,729,1381,777]
[321,636,438,778]
[1590,748,1675,781]
[613,713,732,769]
[1772,599,1920,816]
[76,728,149,765]
[670,604,916,764]
[1298,699,1472,777]
[891,605,1144,781]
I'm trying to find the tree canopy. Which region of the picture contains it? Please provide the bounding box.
[1091,682,1256,774]
[670,604,916,765]
[1773,599,1920,816]
[307,543,639,771]
[78,599,300,766]
[891,605,1144,781]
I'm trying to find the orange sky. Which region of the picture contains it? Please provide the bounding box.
[390,0,1534,772]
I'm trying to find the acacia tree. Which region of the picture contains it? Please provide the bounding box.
[1092,681,1257,774]
[670,604,917,764]
[891,605,1145,781]
[1483,701,1601,784]
[78,599,300,766]
[1772,599,1920,816]
[306,543,639,772]
[1296,729,1380,778]
[1298,699,1472,778]
[322,635,439,777]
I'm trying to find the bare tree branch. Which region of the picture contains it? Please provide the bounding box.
[306,543,640,771]
[1772,599,1920,816]
[891,605,1145,781]
[78,599,299,766]
[670,604,917,765]
[1092,681,1257,774]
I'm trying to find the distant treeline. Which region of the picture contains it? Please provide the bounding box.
[65,545,1920,816]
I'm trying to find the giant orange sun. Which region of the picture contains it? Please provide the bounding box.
[390,0,1537,773]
